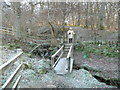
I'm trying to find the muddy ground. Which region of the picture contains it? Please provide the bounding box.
[71,26,119,87]
[74,51,119,86]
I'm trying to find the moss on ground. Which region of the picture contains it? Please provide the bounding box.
[38,68,48,74]
[75,41,119,58]
[23,63,32,69]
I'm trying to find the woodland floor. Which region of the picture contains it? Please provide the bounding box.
[74,51,119,83]
[0,27,119,88]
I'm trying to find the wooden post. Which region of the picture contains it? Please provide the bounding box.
[61,45,64,55]
[72,46,73,58]
[51,56,54,67]
[17,49,22,64]
[67,58,70,72]
[12,26,15,36]
[0,44,2,87]
[64,33,67,43]
[0,69,2,87]
[51,45,64,68]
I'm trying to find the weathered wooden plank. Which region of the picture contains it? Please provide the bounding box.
[1,64,22,89]
[12,75,22,89]
[51,45,64,58]
[65,44,74,73]
[51,45,64,65]
[29,44,41,54]
[70,58,74,73]
[54,58,68,75]
[52,52,63,68]
[1,27,12,30]
[0,51,23,71]
[0,29,14,35]
[67,45,73,59]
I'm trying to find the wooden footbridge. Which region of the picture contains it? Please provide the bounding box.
[0,28,75,89]
[51,43,74,75]
[0,43,74,89]
[51,28,75,75]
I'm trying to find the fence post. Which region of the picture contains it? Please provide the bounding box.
[17,49,22,64]
[61,45,64,55]
[12,26,14,36]
[0,59,1,87]
[72,46,73,58]
[67,57,70,72]
[51,56,54,67]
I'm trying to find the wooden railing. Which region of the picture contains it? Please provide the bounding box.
[29,44,41,54]
[66,44,74,73]
[25,38,55,44]
[67,45,73,59]
[0,49,23,89]
[0,27,15,36]
[51,45,64,67]
[1,27,13,30]
[0,51,23,71]
[0,29,15,35]
[52,44,74,73]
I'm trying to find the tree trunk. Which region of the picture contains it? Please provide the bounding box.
[99,3,106,30]
[14,17,21,40]
[77,3,80,26]
[12,2,22,40]
[48,21,57,44]
[85,2,89,28]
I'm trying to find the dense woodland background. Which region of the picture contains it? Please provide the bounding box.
[0,2,119,88]
[2,2,118,41]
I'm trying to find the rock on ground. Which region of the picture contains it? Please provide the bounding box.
[18,59,116,88]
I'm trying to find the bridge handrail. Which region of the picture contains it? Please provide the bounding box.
[52,52,63,68]
[0,50,23,89]
[1,64,22,89]
[29,44,41,54]
[0,51,23,71]
[66,44,73,73]
[51,45,64,58]
[51,45,64,65]
[67,44,73,59]
[12,75,22,89]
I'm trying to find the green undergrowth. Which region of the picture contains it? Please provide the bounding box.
[7,43,20,50]
[75,41,119,58]
[23,63,32,69]
[4,41,37,50]
[37,68,48,74]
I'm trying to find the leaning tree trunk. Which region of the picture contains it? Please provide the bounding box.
[48,21,57,45]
